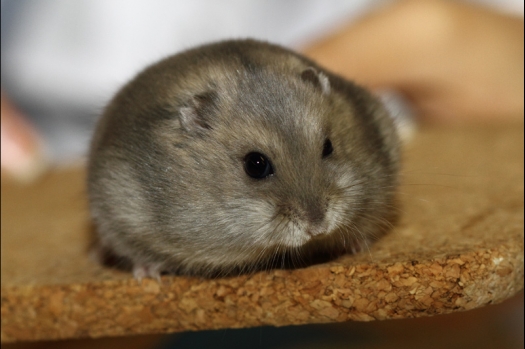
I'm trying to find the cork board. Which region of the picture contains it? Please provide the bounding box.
[1,123,523,342]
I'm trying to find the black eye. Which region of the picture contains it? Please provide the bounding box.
[244,152,274,179]
[322,139,333,158]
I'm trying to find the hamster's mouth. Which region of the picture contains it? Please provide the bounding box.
[257,236,348,271]
[305,228,331,239]
[304,219,335,239]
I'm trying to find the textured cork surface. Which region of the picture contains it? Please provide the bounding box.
[1,124,523,343]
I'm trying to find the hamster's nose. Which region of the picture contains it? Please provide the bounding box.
[306,205,325,226]
[304,204,328,237]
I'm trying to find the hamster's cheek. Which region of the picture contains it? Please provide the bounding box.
[325,203,345,233]
[333,166,362,196]
[328,167,363,219]
[227,198,276,240]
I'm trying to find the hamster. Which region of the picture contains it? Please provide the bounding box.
[87,39,400,279]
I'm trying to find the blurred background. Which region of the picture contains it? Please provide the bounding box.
[1,0,523,175]
[1,0,378,168]
[1,0,523,348]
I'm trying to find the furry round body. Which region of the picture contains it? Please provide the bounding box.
[87,39,400,278]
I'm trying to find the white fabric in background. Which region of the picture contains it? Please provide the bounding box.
[1,0,376,111]
[1,0,522,162]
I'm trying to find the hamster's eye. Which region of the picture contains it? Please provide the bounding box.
[244,152,274,179]
[322,139,333,158]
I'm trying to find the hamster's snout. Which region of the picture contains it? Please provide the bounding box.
[302,202,331,238]
[276,197,333,242]
[304,203,326,226]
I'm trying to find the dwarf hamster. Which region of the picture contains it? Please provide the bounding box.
[87,39,400,279]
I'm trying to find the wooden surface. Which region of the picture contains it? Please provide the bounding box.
[1,123,524,343]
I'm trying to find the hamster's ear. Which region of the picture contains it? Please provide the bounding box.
[301,67,330,95]
[179,91,217,132]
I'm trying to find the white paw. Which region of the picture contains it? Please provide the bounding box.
[133,264,162,283]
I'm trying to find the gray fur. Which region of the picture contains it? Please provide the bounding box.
[87,39,400,277]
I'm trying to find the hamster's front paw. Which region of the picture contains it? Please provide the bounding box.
[133,263,162,283]
[347,237,373,255]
